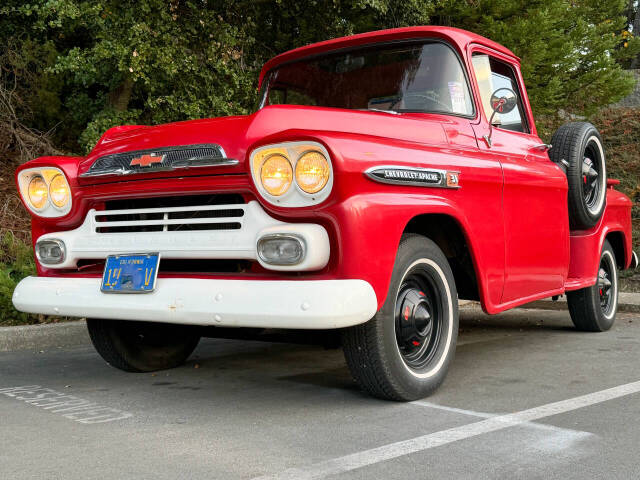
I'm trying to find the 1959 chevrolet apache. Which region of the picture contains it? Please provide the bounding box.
[13,27,638,400]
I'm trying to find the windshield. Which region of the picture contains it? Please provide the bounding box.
[258,41,474,116]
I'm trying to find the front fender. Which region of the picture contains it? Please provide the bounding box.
[330,192,495,311]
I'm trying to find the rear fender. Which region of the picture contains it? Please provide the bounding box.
[566,189,633,290]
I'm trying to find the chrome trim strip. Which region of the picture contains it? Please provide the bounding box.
[80,158,238,177]
[364,165,461,189]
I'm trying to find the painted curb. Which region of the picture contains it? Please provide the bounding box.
[0,320,89,352]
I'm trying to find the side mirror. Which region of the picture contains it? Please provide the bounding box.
[484,88,518,147]
[490,88,518,115]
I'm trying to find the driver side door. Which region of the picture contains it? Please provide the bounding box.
[470,49,569,305]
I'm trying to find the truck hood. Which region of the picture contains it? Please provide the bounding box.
[78,105,451,184]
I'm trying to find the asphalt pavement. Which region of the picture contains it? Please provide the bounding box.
[1,304,639,479]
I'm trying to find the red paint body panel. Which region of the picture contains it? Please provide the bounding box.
[15,27,634,318]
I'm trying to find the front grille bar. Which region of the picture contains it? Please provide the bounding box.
[92,203,246,233]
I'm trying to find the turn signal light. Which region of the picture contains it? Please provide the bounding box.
[257,234,305,265]
[35,239,66,265]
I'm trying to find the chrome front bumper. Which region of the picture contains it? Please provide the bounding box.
[13,276,378,329]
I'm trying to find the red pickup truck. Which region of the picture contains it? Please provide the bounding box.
[13,27,637,401]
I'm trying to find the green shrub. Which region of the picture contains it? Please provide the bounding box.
[0,233,39,326]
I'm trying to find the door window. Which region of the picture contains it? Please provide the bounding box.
[472,54,529,133]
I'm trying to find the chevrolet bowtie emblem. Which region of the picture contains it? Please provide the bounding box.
[130,153,165,167]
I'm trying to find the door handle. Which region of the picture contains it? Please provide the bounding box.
[530,143,552,151]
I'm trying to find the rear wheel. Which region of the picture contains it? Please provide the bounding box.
[567,240,618,332]
[87,319,200,372]
[342,234,458,401]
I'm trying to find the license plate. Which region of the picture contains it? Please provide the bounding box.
[101,254,160,293]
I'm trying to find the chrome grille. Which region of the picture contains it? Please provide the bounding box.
[94,195,246,233]
[82,144,236,177]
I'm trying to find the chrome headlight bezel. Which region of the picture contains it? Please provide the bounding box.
[250,141,333,207]
[17,167,72,217]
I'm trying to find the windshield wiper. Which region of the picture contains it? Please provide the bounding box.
[359,108,402,115]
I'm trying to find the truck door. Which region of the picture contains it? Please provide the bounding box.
[469,50,569,305]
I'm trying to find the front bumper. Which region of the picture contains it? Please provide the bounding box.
[13,276,378,329]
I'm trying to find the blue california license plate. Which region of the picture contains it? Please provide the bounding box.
[101,254,160,293]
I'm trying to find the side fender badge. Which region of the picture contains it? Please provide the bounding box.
[364,165,461,189]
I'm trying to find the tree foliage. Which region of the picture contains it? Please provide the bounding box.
[0,0,638,154]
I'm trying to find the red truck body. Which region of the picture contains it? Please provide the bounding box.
[17,26,633,318]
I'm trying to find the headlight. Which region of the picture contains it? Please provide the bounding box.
[28,176,48,210]
[17,167,72,217]
[295,151,330,194]
[261,154,293,196]
[49,174,71,208]
[250,141,333,207]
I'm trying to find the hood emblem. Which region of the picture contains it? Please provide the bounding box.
[130,153,166,168]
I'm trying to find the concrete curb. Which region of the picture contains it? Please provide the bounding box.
[0,293,638,353]
[0,320,89,352]
[524,292,640,314]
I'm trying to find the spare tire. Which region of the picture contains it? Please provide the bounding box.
[549,122,606,230]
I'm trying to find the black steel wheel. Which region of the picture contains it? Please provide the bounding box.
[87,319,201,372]
[342,234,458,401]
[567,240,618,332]
[549,122,607,230]
[394,270,443,370]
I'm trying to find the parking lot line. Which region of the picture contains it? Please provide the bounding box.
[254,380,640,480]
[410,400,494,418]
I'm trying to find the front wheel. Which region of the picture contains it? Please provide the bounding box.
[342,234,459,401]
[567,240,618,332]
[87,319,201,372]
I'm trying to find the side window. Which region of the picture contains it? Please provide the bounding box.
[472,54,529,133]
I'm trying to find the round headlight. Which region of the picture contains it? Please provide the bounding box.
[261,154,293,196]
[49,174,70,208]
[28,176,48,210]
[295,150,330,194]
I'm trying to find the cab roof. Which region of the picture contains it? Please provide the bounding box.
[258,26,519,87]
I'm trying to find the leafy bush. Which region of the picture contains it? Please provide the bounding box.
[0,232,38,326]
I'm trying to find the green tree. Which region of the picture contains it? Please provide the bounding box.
[1,0,638,152]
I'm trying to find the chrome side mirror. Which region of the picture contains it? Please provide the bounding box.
[484,88,518,147]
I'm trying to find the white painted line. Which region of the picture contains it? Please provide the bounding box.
[254,380,640,480]
[0,385,133,424]
[410,400,591,437]
[410,400,493,418]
